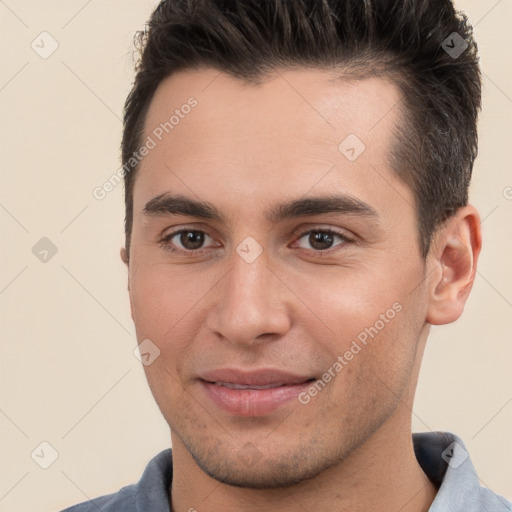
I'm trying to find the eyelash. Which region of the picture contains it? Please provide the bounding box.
[159,226,353,257]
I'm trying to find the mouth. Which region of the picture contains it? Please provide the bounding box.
[207,381,308,390]
[197,369,316,416]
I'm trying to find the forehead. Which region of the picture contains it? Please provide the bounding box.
[143,66,402,152]
[135,67,407,221]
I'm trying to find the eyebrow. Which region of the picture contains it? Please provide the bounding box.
[143,193,379,224]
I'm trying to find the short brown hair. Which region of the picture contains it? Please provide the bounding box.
[122,0,481,259]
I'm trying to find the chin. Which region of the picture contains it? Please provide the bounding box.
[186,439,341,489]
[195,459,326,489]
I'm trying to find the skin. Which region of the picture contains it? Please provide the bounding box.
[121,67,481,512]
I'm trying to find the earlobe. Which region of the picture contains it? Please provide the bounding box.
[426,205,482,326]
[121,247,129,265]
[120,247,134,320]
[120,247,130,292]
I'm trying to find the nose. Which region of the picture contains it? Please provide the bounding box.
[206,247,291,347]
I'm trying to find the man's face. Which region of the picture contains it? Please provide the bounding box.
[127,68,430,487]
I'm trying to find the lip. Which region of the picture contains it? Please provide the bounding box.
[198,368,315,417]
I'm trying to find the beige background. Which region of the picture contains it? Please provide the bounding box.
[0,1,511,511]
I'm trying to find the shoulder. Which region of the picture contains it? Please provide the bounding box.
[413,431,512,512]
[478,486,512,512]
[58,449,173,512]
[60,485,136,511]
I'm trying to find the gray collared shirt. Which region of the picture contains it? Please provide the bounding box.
[60,431,511,511]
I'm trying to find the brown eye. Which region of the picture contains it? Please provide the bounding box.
[161,229,215,253]
[308,231,335,250]
[179,230,205,250]
[295,229,349,252]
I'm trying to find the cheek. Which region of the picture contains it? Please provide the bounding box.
[129,264,218,389]
[294,265,420,388]
[129,263,210,337]
[313,311,419,433]
[289,264,401,339]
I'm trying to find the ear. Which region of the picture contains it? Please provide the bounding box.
[426,205,482,325]
[120,247,135,320]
